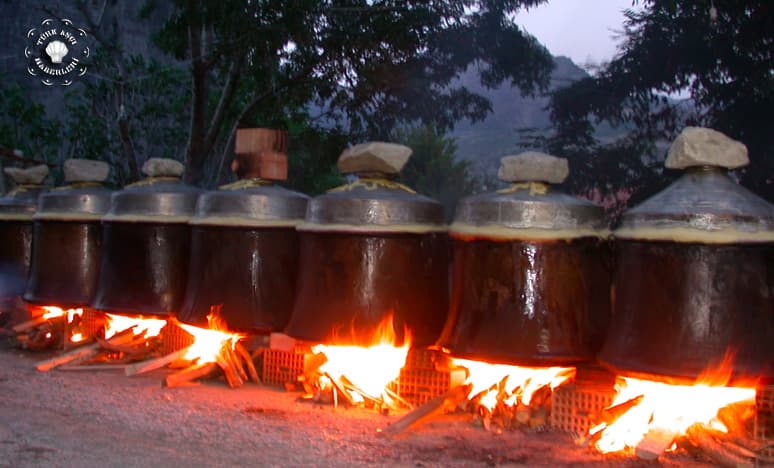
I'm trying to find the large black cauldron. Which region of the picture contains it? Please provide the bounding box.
[439,152,611,366]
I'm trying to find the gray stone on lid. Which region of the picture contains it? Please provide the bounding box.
[498,151,569,184]
[665,127,748,170]
[142,158,184,178]
[4,165,49,185]
[63,158,110,183]
[337,142,412,175]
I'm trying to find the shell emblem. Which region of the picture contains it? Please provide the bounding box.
[45,40,69,64]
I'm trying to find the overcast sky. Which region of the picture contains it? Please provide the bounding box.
[513,0,637,68]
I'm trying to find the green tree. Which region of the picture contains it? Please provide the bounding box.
[155,0,554,185]
[62,52,190,186]
[546,0,774,205]
[396,125,482,220]
[0,77,60,165]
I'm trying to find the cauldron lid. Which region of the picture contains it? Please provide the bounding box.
[190,179,308,227]
[34,159,112,221]
[103,158,201,223]
[0,165,50,220]
[616,127,774,243]
[450,152,606,239]
[298,142,445,233]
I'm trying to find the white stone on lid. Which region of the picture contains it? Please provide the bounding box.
[63,158,110,183]
[337,142,412,175]
[4,165,49,185]
[142,158,184,178]
[665,127,748,170]
[498,151,569,184]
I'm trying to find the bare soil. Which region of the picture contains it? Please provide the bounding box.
[0,344,709,468]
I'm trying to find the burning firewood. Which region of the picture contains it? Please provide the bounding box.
[635,427,678,460]
[381,383,472,436]
[216,350,244,388]
[124,346,193,376]
[686,423,755,468]
[234,342,260,384]
[35,327,138,371]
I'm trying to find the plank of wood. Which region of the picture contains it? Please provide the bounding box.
[58,364,130,371]
[234,342,261,384]
[124,346,192,376]
[164,362,217,388]
[35,327,137,372]
[381,384,472,437]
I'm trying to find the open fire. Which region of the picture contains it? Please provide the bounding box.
[104,313,167,340]
[586,354,767,465]
[450,358,575,431]
[298,315,411,409]
[164,310,257,388]
[11,305,86,349]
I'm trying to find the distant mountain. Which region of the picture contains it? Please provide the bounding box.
[450,56,597,184]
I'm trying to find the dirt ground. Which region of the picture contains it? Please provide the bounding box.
[0,343,711,468]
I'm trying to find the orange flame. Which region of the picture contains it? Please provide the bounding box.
[177,313,243,364]
[40,306,83,322]
[38,306,85,343]
[312,315,410,400]
[591,354,757,454]
[451,358,575,410]
[104,313,167,340]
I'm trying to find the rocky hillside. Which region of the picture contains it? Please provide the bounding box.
[450,56,592,184]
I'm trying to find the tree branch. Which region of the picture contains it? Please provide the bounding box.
[202,56,244,157]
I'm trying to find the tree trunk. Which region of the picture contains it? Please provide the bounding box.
[185,0,209,185]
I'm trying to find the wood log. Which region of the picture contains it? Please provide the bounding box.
[35,327,137,372]
[598,394,645,425]
[686,423,754,468]
[225,345,248,382]
[381,384,473,437]
[383,386,413,410]
[58,364,130,371]
[635,427,677,460]
[164,362,218,388]
[215,353,243,388]
[234,342,260,384]
[96,335,152,355]
[11,316,48,333]
[324,372,356,406]
[124,346,193,376]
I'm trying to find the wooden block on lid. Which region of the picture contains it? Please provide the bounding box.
[235,128,288,155]
[253,151,287,181]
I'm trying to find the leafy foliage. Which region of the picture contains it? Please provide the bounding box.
[156,0,554,185]
[547,0,774,205]
[0,76,60,165]
[58,47,190,185]
[396,125,482,220]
